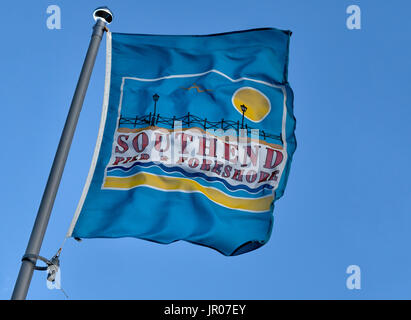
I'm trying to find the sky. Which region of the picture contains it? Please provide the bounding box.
[1,0,411,300]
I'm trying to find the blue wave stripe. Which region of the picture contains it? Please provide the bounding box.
[106,161,274,194]
[107,165,272,198]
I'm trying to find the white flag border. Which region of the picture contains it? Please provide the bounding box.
[66,31,113,237]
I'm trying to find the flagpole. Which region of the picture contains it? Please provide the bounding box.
[11,7,113,300]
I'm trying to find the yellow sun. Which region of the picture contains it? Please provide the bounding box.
[232,87,271,123]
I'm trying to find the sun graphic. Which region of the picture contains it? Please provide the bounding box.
[232,87,271,123]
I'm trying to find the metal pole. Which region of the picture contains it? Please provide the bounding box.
[11,7,113,300]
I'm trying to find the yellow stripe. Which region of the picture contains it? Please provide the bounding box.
[103,172,273,212]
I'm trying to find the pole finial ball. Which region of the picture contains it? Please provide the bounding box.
[93,7,113,24]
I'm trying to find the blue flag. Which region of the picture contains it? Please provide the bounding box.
[67,28,296,256]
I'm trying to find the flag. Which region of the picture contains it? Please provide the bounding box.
[67,28,296,256]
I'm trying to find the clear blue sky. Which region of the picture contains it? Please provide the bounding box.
[1,0,410,299]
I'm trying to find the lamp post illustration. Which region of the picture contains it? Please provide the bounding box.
[241,104,247,129]
[151,93,160,125]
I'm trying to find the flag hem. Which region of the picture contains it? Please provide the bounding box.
[66,31,112,237]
